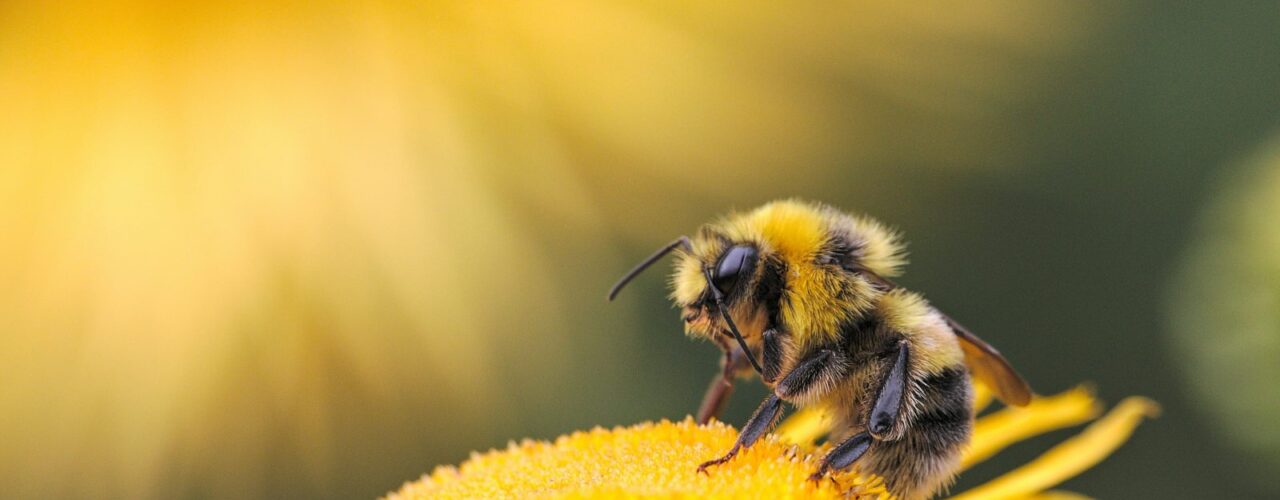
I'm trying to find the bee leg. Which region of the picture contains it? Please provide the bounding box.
[775,348,843,401]
[695,374,733,425]
[697,394,785,474]
[869,341,910,439]
[761,328,784,384]
[696,345,751,424]
[808,342,909,482]
[696,377,734,425]
[807,431,872,483]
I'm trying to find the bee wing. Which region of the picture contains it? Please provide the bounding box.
[856,269,1032,406]
[942,315,1033,407]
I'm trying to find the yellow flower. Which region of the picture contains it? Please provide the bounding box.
[388,386,1156,499]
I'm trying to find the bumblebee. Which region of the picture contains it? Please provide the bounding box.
[609,200,1031,499]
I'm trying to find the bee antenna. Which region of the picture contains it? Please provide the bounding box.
[703,267,765,375]
[607,236,693,301]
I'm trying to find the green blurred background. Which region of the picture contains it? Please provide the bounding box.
[2,1,1278,498]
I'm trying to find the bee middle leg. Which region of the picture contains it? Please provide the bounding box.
[696,394,785,473]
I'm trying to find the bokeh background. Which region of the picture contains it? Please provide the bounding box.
[2,1,1278,498]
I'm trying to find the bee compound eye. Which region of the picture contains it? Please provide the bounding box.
[712,245,757,295]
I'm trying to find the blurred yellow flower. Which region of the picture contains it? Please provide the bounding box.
[388,387,1157,499]
[0,1,1100,497]
[1170,133,1280,483]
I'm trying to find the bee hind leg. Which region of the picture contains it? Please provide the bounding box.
[809,341,911,482]
[807,431,872,482]
[697,394,785,474]
[869,341,910,439]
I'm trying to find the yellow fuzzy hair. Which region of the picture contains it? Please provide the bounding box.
[670,200,908,351]
[877,289,965,374]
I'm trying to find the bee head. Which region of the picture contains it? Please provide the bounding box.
[607,232,771,375]
[671,240,769,341]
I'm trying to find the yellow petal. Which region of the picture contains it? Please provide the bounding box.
[972,381,995,415]
[963,386,1102,469]
[951,397,1160,500]
[1011,491,1094,500]
[776,406,830,447]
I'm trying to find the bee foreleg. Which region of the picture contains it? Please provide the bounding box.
[808,431,873,482]
[696,345,753,424]
[761,328,784,383]
[696,373,734,425]
[697,394,785,474]
[697,336,756,424]
[868,340,910,439]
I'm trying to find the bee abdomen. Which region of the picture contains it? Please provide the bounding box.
[865,366,973,500]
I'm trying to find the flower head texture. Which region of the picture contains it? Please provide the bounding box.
[388,386,1156,499]
[390,419,888,499]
